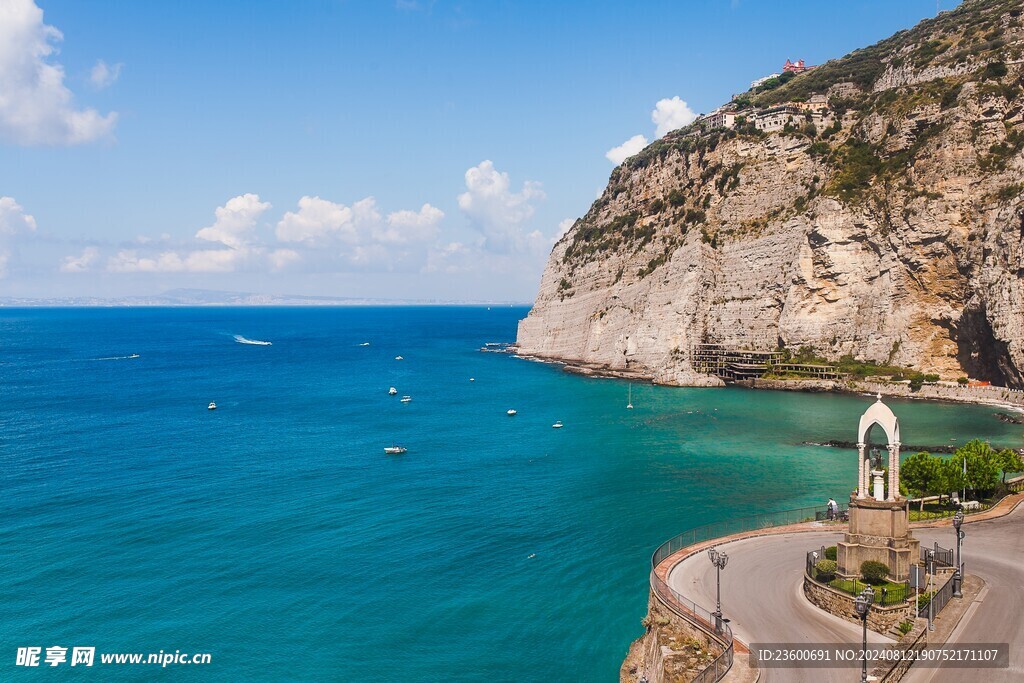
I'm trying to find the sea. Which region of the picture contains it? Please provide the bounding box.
[2,306,1022,681]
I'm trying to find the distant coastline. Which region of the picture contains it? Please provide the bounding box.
[0,288,532,308]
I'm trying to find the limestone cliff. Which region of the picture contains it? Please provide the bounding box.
[518,0,1024,388]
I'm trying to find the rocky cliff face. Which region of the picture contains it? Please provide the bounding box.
[518,0,1024,388]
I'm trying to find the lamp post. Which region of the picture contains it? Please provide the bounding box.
[854,586,875,683]
[926,549,935,631]
[952,509,965,598]
[708,547,729,632]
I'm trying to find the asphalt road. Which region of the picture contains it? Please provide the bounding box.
[905,505,1024,682]
[669,529,892,683]
[668,504,1024,683]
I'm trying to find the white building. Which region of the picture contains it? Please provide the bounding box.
[750,73,781,89]
[702,107,738,130]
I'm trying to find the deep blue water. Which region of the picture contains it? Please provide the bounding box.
[2,307,1022,680]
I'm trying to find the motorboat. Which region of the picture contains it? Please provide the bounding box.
[384,446,407,455]
[395,355,404,360]
[208,402,217,410]
[389,387,398,395]
[507,409,517,416]
[552,421,563,429]
[400,396,412,403]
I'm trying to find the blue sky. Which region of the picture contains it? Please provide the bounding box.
[0,0,958,301]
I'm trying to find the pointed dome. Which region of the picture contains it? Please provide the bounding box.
[858,394,900,444]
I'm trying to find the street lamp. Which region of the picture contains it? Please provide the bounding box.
[854,586,875,683]
[708,547,729,632]
[952,509,965,598]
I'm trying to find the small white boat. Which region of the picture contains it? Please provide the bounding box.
[400,396,412,403]
[384,446,407,455]
[395,355,404,360]
[469,377,475,382]
[128,353,140,359]
[359,342,370,346]
[208,402,217,410]
[552,421,563,429]
[507,409,517,416]
[389,387,398,395]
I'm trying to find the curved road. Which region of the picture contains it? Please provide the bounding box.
[905,505,1024,682]
[669,529,889,683]
[668,504,1024,683]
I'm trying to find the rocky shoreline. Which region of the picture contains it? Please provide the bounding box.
[513,349,1024,412]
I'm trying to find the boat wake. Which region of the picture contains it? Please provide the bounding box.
[234,335,272,346]
[92,354,141,361]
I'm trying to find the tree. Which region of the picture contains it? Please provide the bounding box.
[938,455,966,502]
[948,439,1001,499]
[996,448,1024,484]
[901,451,942,510]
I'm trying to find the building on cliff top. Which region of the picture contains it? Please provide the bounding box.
[782,58,815,73]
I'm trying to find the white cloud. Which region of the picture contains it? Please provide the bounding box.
[0,196,37,278]
[268,248,300,271]
[457,160,545,252]
[275,196,358,244]
[195,193,271,249]
[375,203,444,244]
[0,196,37,235]
[106,194,269,274]
[89,59,122,89]
[605,134,648,165]
[60,246,99,272]
[652,96,697,138]
[0,0,117,145]
[107,248,246,274]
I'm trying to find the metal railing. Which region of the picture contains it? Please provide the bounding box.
[649,569,734,683]
[805,548,912,606]
[649,502,845,682]
[917,573,956,618]
[921,542,954,568]
[907,500,992,521]
[652,502,847,568]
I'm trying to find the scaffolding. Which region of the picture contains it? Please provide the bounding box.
[690,344,843,382]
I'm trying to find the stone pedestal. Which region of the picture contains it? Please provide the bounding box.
[837,495,920,583]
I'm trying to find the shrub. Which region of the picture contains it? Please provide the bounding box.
[908,374,925,392]
[898,620,914,635]
[957,377,969,386]
[807,141,831,157]
[815,559,838,578]
[824,546,837,561]
[861,560,890,584]
[983,61,1008,81]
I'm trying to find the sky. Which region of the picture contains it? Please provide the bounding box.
[0,0,960,302]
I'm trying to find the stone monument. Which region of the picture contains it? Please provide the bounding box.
[836,395,920,582]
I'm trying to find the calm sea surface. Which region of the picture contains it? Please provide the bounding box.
[2,307,1021,681]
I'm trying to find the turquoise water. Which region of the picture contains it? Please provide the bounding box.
[2,307,1022,681]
